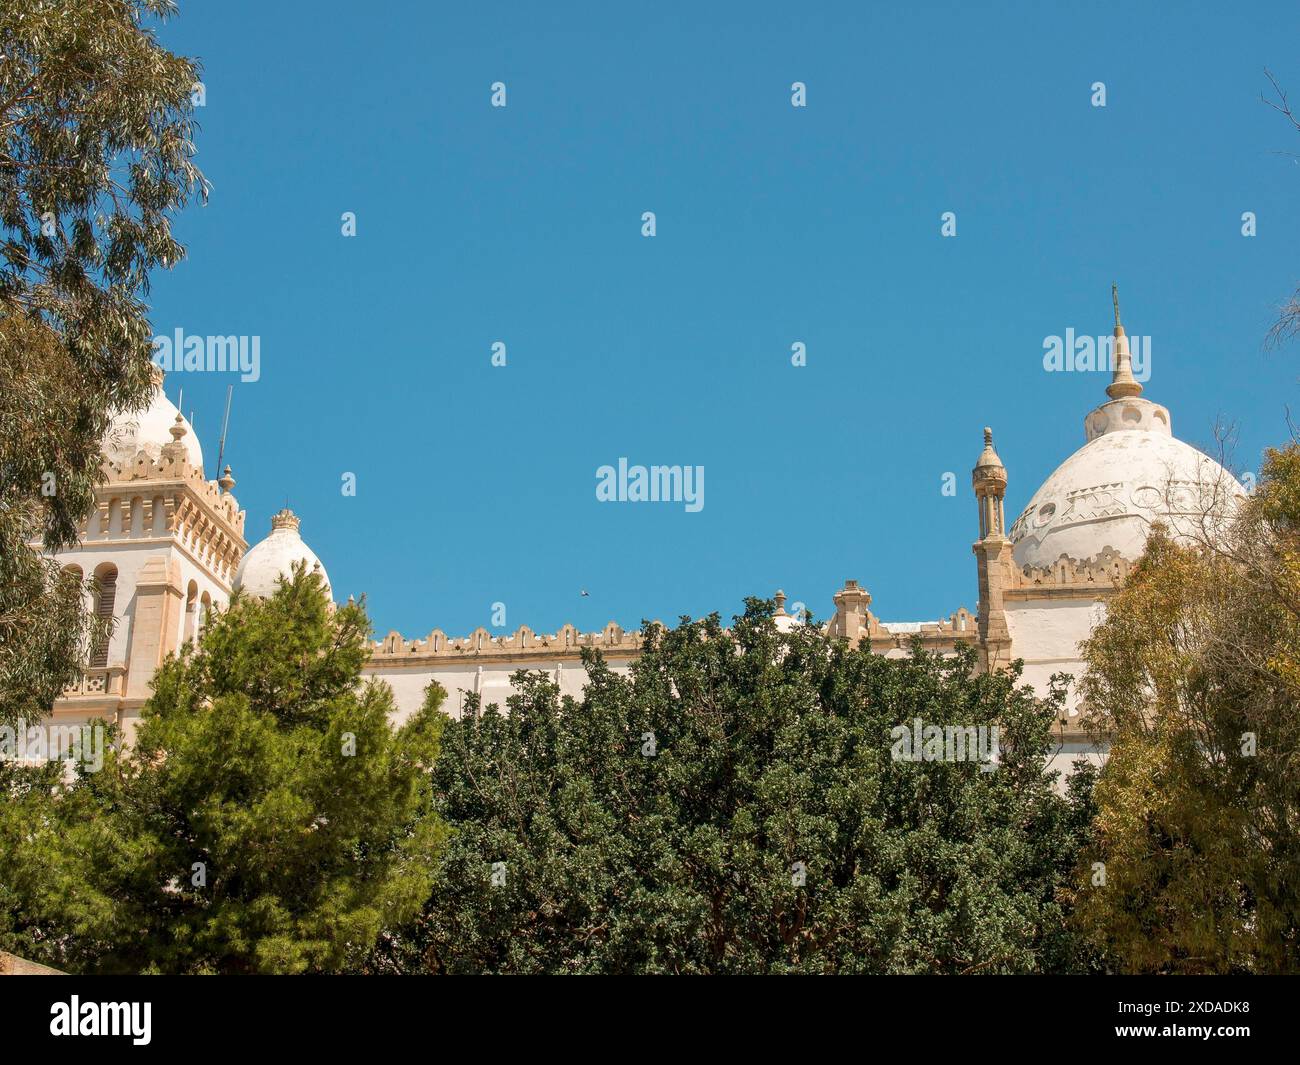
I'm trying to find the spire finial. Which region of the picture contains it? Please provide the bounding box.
[1105,285,1143,400]
[973,425,1005,473]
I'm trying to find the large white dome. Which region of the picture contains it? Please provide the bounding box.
[234,509,331,599]
[1009,387,1243,571]
[103,368,203,470]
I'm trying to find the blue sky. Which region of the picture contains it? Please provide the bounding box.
[148,0,1300,639]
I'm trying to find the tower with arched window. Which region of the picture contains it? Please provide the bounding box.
[46,366,247,742]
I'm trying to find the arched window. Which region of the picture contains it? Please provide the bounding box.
[183,581,198,643]
[61,565,86,616]
[199,592,212,636]
[61,564,85,615]
[89,564,117,667]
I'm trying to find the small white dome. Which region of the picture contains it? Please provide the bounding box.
[234,509,331,599]
[772,590,800,632]
[1010,396,1243,570]
[103,368,203,470]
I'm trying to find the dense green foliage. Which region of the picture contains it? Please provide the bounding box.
[0,566,447,973]
[3,1,1296,978]
[373,602,1096,974]
[0,0,204,726]
[1074,449,1300,973]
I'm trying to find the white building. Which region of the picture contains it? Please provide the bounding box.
[45,301,1242,766]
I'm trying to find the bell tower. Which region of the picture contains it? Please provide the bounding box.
[46,369,247,743]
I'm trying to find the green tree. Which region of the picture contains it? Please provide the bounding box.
[385,601,1096,974]
[0,565,448,974]
[0,0,206,726]
[1074,449,1300,973]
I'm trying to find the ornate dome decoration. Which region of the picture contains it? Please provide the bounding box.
[102,365,204,471]
[233,508,332,599]
[1009,291,1243,571]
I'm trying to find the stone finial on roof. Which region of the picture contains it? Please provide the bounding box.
[974,427,1005,473]
[270,508,300,531]
[1106,282,1143,400]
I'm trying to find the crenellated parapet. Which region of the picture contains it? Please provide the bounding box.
[824,579,976,652]
[369,595,981,667]
[370,620,648,664]
[867,608,979,652]
[1007,545,1132,599]
[76,424,247,588]
[366,598,979,676]
[99,442,243,532]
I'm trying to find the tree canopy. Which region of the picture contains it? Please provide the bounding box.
[0,0,205,726]
[378,602,1096,974]
[0,565,448,974]
[1073,447,1300,973]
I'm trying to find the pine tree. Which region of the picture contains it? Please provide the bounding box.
[0,565,448,974]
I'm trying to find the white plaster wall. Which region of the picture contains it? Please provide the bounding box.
[173,552,231,650]
[52,540,233,672]
[1045,742,1107,792]
[1004,598,1105,719]
[365,660,634,724]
